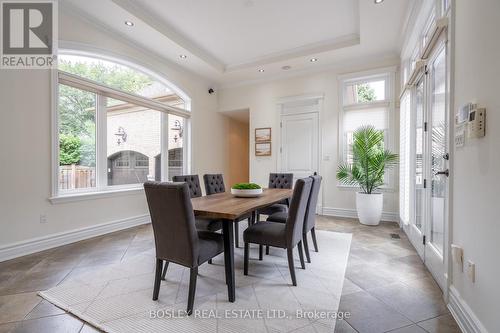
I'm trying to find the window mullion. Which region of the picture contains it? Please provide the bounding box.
[96,95,108,189]
[161,113,169,181]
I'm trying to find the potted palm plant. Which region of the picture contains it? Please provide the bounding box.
[336,125,398,225]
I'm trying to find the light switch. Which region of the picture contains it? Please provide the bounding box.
[467,260,475,283]
[451,244,464,271]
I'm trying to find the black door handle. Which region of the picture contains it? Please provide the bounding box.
[435,169,449,177]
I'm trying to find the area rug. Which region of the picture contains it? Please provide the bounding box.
[39,230,351,333]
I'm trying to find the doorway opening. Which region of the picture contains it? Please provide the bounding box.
[221,109,250,186]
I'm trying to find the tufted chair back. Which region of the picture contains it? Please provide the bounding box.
[172,175,202,198]
[144,182,199,267]
[203,174,226,195]
[303,175,322,233]
[285,178,312,248]
[268,173,293,189]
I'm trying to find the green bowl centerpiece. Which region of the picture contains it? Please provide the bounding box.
[231,183,263,197]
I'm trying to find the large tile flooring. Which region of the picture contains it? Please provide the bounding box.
[0,216,460,333]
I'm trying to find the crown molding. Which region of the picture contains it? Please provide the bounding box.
[111,0,225,73]
[225,34,360,72]
[218,52,399,90]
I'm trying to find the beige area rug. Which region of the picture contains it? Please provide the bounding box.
[39,230,351,333]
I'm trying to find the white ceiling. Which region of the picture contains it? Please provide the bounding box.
[132,0,359,68]
[61,0,413,86]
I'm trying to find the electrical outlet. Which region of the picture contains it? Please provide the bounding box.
[467,260,475,283]
[40,214,48,224]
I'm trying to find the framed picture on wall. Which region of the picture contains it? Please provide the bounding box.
[255,142,272,156]
[255,127,271,142]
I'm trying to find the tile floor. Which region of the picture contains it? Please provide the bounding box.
[0,216,461,333]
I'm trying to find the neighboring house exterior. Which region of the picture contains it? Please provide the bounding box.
[106,93,185,185]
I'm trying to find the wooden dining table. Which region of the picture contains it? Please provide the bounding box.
[191,188,293,302]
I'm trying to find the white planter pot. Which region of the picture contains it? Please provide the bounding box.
[230,188,263,198]
[356,192,383,226]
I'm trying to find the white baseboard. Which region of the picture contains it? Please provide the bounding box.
[0,214,151,262]
[322,207,399,222]
[448,286,488,333]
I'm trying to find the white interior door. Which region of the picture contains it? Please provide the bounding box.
[280,112,319,182]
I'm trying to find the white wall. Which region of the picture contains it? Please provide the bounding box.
[450,0,500,331]
[0,10,227,251]
[218,60,400,217]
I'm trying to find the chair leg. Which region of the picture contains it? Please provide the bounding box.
[244,243,249,275]
[297,241,306,269]
[265,245,270,255]
[303,234,311,263]
[247,216,252,228]
[311,227,319,252]
[234,221,239,248]
[286,248,297,286]
[259,245,263,260]
[256,213,260,223]
[187,267,198,316]
[153,259,163,300]
[208,259,213,264]
[161,261,169,280]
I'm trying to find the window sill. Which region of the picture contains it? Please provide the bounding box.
[49,187,144,204]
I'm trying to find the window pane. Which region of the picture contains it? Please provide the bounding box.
[107,98,161,186]
[399,91,411,224]
[344,80,386,104]
[168,115,185,180]
[343,106,388,163]
[58,84,96,190]
[59,55,185,108]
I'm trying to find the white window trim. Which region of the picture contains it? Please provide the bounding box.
[337,67,397,191]
[50,51,191,203]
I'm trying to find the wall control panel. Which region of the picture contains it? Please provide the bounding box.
[467,107,486,138]
[455,103,486,147]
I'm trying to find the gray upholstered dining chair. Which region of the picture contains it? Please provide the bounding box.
[173,175,223,233]
[266,175,322,263]
[144,182,225,315]
[203,174,253,248]
[256,173,293,223]
[173,175,223,266]
[243,177,312,286]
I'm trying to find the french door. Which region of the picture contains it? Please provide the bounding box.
[406,75,426,258]
[424,41,448,290]
[406,40,449,291]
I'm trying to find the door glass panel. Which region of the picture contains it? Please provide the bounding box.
[415,79,425,231]
[430,48,447,255]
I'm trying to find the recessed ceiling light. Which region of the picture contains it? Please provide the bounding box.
[282,65,292,70]
[124,20,134,27]
[310,58,318,62]
[179,54,187,59]
[374,0,384,4]
[258,69,265,73]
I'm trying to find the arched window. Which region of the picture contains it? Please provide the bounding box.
[55,53,190,195]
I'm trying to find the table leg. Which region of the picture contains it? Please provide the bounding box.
[222,220,235,302]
